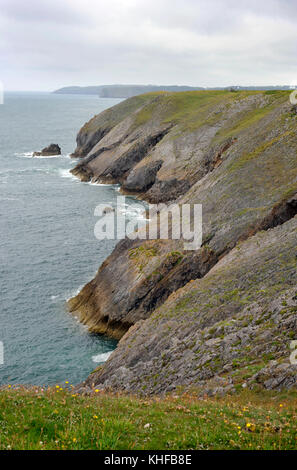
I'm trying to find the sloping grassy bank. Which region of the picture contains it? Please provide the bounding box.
[0,387,296,450]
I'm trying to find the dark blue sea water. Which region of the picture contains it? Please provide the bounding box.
[0,92,140,386]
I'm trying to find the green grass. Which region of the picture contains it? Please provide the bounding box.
[129,243,160,273]
[132,90,291,140]
[214,90,289,143]
[80,90,292,155]
[227,129,295,172]
[133,90,252,133]
[0,387,296,450]
[81,92,160,133]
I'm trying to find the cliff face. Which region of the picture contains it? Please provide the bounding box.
[68,90,297,395]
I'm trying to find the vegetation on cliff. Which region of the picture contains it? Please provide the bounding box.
[0,387,296,450]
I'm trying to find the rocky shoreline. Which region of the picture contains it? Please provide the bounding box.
[68,90,297,395]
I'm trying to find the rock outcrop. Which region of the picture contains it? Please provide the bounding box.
[33,144,61,156]
[68,90,297,395]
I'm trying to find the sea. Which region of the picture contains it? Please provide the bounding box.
[0,91,143,386]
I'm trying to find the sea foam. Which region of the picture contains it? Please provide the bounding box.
[92,351,113,363]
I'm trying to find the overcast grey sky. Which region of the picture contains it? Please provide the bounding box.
[0,0,296,91]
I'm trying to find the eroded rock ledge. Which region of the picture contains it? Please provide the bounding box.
[68,90,297,395]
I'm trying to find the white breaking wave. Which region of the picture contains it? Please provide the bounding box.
[120,207,147,220]
[65,284,86,302]
[15,152,71,159]
[88,180,120,188]
[92,351,113,363]
[58,168,80,182]
[61,172,122,188]
[14,152,34,158]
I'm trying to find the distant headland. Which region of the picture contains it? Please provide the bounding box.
[53,84,294,99]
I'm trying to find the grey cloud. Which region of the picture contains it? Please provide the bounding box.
[0,0,296,90]
[0,0,88,25]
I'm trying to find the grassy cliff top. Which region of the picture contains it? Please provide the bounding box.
[0,386,296,450]
[80,89,290,135]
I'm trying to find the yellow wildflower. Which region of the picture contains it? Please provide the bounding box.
[246,423,256,432]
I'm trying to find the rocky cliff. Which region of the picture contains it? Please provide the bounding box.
[68,90,297,395]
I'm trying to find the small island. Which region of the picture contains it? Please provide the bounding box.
[33,144,61,157]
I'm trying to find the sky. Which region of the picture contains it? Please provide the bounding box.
[0,0,296,91]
